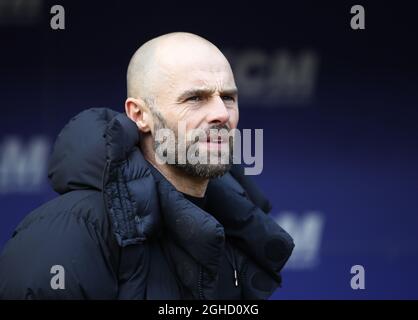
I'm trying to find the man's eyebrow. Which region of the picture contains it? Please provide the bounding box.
[176,87,238,102]
[220,88,238,96]
[176,88,215,102]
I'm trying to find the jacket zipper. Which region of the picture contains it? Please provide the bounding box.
[198,267,205,299]
[225,243,239,288]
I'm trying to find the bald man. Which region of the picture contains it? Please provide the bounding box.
[0,33,294,300]
[125,32,240,194]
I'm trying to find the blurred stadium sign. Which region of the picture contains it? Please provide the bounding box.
[275,211,325,269]
[224,49,319,106]
[0,136,50,193]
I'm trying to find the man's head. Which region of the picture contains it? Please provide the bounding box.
[125,32,239,179]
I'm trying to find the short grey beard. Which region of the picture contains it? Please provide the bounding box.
[151,108,232,179]
[175,159,231,179]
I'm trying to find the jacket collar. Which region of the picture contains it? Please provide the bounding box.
[102,112,275,271]
[147,163,225,277]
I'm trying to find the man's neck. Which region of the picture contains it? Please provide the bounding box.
[141,141,208,198]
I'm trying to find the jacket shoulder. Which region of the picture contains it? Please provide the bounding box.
[0,190,119,299]
[15,190,109,235]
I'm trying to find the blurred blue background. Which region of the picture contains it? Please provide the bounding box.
[1,0,418,299]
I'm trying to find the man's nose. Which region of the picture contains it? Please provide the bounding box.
[206,96,230,125]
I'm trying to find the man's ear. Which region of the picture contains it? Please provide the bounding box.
[125,97,153,133]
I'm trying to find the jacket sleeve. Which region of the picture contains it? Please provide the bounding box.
[0,211,119,299]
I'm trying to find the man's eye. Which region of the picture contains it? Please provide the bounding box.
[221,95,235,102]
[186,96,202,102]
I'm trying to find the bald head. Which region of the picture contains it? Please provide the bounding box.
[126,32,232,101]
[125,32,239,182]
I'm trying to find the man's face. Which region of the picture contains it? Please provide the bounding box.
[149,46,239,178]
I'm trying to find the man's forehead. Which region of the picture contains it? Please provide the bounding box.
[181,84,238,93]
[156,42,232,76]
[174,77,237,96]
[172,66,235,87]
[152,44,236,98]
[161,57,232,76]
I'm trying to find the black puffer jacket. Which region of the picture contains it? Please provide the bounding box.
[0,108,294,299]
